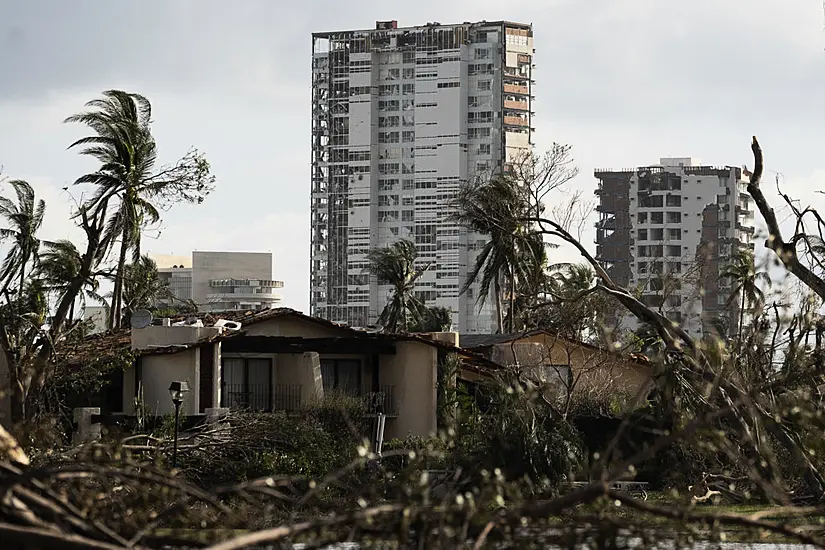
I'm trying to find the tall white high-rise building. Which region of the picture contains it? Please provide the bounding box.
[595,158,756,338]
[310,20,535,332]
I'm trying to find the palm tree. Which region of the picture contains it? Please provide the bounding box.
[0,180,46,302]
[721,248,771,338]
[365,239,431,333]
[120,255,172,325]
[65,90,159,330]
[452,175,544,333]
[37,239,106,325]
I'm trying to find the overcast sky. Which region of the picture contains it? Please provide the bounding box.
[1,0,823,312]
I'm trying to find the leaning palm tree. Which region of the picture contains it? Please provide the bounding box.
[452,175,543,333]
[721,248,771,338]
[0,180,46,302]
[365,239,431,333]
[65,90,159,330]
[37,239,106,325]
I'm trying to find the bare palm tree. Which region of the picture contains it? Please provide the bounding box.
[366,239,431,333]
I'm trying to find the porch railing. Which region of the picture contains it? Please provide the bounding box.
[273,384,304,412]
[365,385,398,416]
[222,384,304,412]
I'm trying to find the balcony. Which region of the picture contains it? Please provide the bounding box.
[504,99,529,111]
[504,83,529,95]
[503,116,529,127]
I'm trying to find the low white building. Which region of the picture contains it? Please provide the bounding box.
[151,251,284,312]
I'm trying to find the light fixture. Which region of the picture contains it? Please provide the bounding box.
[168,381,190,468]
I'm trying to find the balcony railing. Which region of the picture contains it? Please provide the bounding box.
[222,383,272,411]
[222,383,304,412]
[504,83,529,95]
[364,385,398,416]
[273,384,304,412]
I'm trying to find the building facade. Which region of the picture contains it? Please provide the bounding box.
[310,20,534,332]
[152,252,284,312]
[595,158,756,338]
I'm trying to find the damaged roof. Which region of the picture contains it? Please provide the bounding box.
[57,308,499,370]
[459,330,650,366]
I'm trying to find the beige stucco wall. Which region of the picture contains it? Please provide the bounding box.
[122,349,199,416]
[273,352,324,406]
[380,341,437,439]
[488,334,653,404]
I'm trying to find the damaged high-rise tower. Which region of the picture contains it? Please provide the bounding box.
[595,158,756,338]
[311,20,535,332]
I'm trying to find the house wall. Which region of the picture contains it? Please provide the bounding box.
[488,334,652,403]
[380,341,437,439]
[274,352,324,406]
[122,349,200,416]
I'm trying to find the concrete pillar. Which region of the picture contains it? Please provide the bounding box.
[302,352,323,404]
[72,407,101,446]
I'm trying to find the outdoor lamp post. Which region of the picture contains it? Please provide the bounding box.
[168,381,189,468]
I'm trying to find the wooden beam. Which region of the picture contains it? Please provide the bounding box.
[221,336,396,355]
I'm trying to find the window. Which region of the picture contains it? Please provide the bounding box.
[403,67,415,79]
[468,111,493,123]
[637,261,648,274]
[378,131,399,143]
[437,81,460,88]
[667,228,681,240]
[637,229,648,240]
[666,194,682,207]
[477,80,492,91]
[221,357,271,410]
[402,210,414,221]
[402,130,415,143]
[666,245,681,257]
[666,212,681,223]
[402,83,415,95]
[651,228,664,240]
[475,48,490,60]
[379,100,399,111]
[468,127,491,139]
[651,212,663,224]
[379,116,399,128]
[477,143,491,155]
[379,84,399,96]
[403,51,415,63]
[637,212,648,224]
[320,359,361,396]
[668,262,682,274]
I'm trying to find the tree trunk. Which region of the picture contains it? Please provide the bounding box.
[494,275,503,334]
[738,286,746,338]
[507,265,516,333]
[110,231,129,330]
